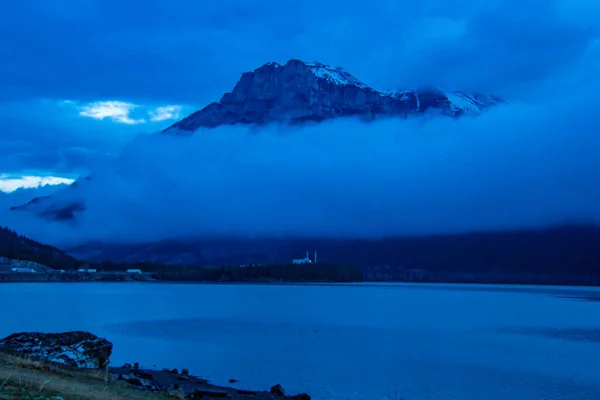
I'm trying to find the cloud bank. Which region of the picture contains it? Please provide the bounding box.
[4,78,600,247]
[1,0,599,247]
[77,101,183,124]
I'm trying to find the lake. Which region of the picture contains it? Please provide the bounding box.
[1,282,600,399]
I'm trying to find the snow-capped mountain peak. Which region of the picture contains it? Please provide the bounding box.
[161,59,504,132]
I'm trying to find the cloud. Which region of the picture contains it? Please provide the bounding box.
[149,105,182,122]
[4,75,600,247]
[77,101,183,124]
[78,101,146,124]
[0,174,74,193]
[0,183,71,233]
[0,98,187,175]
[0,99,145,175]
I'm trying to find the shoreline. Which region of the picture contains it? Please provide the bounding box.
[3,273,600,290]
[0,332,312,400]
[0,351,311,400]
[3,278,600,303]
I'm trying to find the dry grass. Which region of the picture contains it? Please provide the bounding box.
[0,351,175,400]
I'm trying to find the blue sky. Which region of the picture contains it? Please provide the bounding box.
[1,0,600,244]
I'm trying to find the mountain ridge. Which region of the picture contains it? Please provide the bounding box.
[165,59,505,133]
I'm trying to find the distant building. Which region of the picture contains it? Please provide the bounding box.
[77,268,97,273]
[126,269,142,274]
[292,251,314,264]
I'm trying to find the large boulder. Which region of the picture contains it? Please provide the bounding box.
[0,331,113,369]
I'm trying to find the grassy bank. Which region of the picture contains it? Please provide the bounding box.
[0,351,170,400]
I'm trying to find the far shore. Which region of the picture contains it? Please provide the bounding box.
[3,275,600,301]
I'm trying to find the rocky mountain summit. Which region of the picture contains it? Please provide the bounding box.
[165,59,504,133]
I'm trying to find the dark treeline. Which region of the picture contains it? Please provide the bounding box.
[281,224,600,276]
[68,224,600,277]
[0,224,362,282]
[5,224,600,285]
[0,226,81,269]
[94,260,363,282]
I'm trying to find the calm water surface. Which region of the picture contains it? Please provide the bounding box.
[2,282,600,400]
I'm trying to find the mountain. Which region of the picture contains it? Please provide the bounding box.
[165,59,504,133]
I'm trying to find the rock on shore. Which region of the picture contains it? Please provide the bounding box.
[0,331,113,368]
[0,331,311,399]
[0,331,113,369]
[110,365,311,399]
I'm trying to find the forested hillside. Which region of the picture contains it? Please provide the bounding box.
[96,260,363,282]
[0,226,81,270]
[4,223,600,286]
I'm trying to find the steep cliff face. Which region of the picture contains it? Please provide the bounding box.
[165,59,504,133]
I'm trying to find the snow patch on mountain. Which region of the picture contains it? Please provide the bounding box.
[445,91,482,114]
[305,62,370,89]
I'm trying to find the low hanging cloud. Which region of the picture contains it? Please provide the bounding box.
[78,100,146,124]
[4,77,600,247]
[76,101,183,124]
[149,105,182,122]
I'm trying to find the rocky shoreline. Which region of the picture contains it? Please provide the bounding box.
[0,331,311,400]
[110,365,310,399]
